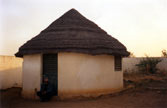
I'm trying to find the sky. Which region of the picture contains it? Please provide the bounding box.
[0,0,167,57]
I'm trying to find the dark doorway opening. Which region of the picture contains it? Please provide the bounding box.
[43,54,58,96]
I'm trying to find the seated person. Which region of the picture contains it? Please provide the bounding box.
[37,76,55,102]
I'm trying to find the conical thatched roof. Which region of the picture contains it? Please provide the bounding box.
[15,9,129,57]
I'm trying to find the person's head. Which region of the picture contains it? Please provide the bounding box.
[43,76,49,83]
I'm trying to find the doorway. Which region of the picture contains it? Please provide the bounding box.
[43,54,58,96]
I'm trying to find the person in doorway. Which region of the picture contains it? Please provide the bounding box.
[37,76,55,102]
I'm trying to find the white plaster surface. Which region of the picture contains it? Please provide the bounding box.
[22,54,42,98]
[58,53,123,97]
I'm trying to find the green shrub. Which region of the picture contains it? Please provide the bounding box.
[136,57,161,74]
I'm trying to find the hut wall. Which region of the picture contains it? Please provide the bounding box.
[58,52,123,98]
[22,54,42,99]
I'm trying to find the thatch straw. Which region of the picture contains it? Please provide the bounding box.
[15,9,129,57]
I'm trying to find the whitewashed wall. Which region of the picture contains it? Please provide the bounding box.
[22,54,42,99]
[123,57,167,73]
[0,56,23,89]
[58,53,123,98]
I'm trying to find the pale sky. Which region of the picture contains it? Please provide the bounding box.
[0,0,167,57]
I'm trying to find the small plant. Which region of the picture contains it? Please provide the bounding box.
[128,52,135,57]
[136,57,161,74]
[162,49,167,57]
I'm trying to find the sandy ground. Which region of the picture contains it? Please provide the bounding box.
[1,73,167,108]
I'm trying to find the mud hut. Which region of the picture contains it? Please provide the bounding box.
[15,9,129,99]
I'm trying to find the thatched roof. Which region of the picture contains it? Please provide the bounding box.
[15,9,129,57]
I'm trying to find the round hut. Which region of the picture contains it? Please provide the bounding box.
[15,9,129,99]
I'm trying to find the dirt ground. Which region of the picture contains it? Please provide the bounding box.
[1,73,167,108]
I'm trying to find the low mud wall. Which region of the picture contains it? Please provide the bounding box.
[123,57,167,73]
[0,56,23,89]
